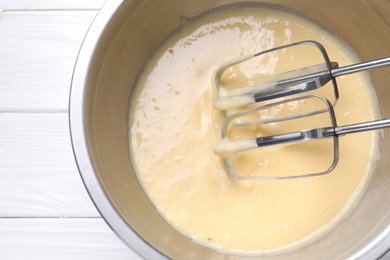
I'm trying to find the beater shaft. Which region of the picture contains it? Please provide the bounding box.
[215,118,390,154]
[332,56,390,77]
[214,44,390,110]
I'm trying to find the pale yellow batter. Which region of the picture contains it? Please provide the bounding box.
[129,6,380,256]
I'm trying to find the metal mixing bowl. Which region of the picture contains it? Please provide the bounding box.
[70,0,390,258]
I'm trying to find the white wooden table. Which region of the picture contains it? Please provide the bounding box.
[0,1,139,259]
[0,1,388,259]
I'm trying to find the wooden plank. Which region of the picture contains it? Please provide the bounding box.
[0,11,97,112]
[0,218,140,259]
[0,113,99,217]
[0,0,105,10]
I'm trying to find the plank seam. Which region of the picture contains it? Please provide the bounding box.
[0,216,101,219]
[0,111,69,114]
[1,9,100,12]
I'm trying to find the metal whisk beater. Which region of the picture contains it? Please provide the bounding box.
[214,40,390,181]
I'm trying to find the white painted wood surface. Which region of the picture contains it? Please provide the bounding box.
[0,218,135,260]
[0,113,98,217]
[0,2,138,258]
[0,10,96,111]
[0,0,105,10]
[0,1,388,259]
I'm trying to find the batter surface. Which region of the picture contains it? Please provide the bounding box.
[129,6,380,255]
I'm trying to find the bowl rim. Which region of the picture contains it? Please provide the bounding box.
[68,0,166,258]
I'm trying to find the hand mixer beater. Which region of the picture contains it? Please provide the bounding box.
[213,40,390,181]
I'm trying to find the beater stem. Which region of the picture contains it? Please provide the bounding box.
[216,118,390,154]
[331,56,390,77]
[334,118,390,135]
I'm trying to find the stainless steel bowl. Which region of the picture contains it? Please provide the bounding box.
[70,0,390,258]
